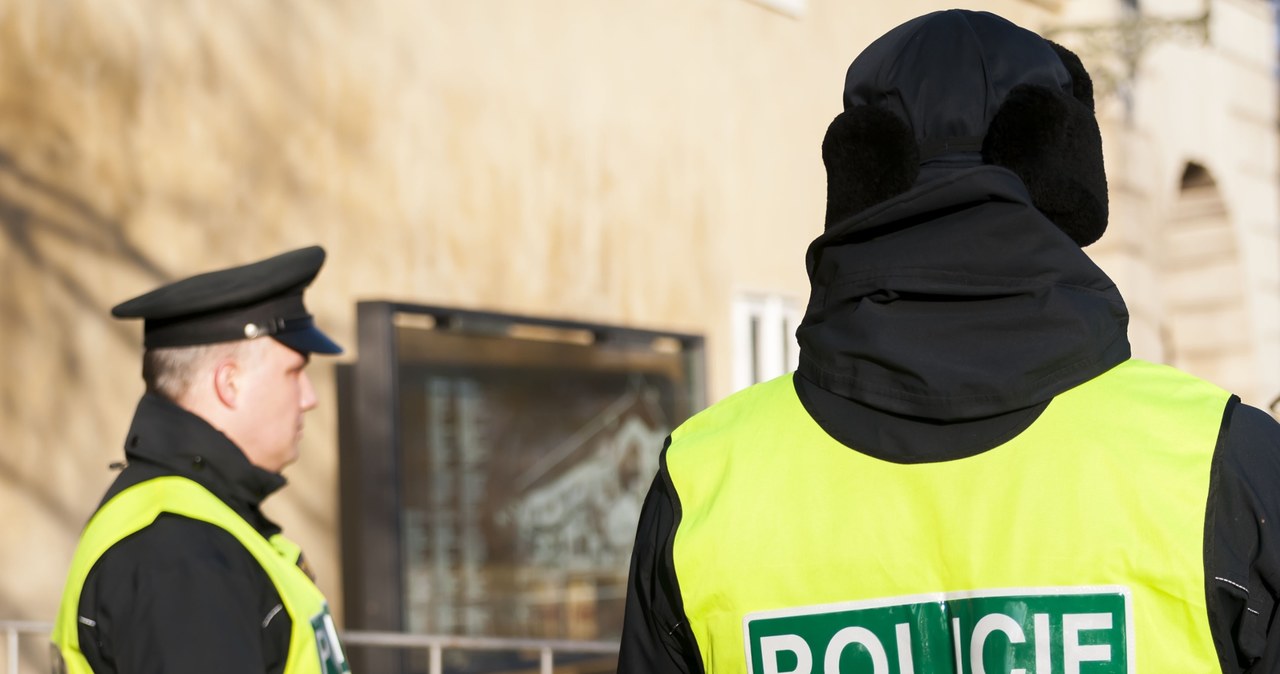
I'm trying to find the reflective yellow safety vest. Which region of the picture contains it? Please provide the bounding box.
[51,476,350,674]
[667,359,1229,673]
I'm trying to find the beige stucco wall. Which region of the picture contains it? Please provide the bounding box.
[1079,0,1280,408]
[1,0,1275,670]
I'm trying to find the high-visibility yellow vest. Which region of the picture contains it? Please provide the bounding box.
[51,476,351,674]
[667,359,1228,673]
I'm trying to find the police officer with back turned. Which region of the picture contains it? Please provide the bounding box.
[619,10,1280,673]
[52,246,351,674]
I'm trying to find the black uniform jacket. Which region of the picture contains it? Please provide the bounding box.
[617,165,1280,673]
[74,393,296,674]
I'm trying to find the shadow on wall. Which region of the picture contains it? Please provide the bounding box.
[0,149,166,277]
[0,0,384,638]
[0,148,169,541]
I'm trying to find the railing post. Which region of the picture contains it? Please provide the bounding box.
[7,626,17,674]
[428,643,442,674]
[540,646,553,674]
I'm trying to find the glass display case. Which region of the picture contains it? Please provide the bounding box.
[339,303,705,673]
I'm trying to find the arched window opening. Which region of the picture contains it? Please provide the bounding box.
[1180,162,1213,190]
[1157,162,1254,398]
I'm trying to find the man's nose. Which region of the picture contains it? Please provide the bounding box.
[300,371,318,411]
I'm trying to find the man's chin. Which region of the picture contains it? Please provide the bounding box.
[280,448,302,471]
[264,447,302,474]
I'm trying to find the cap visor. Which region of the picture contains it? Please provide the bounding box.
[273,327,344,355]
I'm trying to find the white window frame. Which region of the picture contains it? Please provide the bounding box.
[732,292,804,391]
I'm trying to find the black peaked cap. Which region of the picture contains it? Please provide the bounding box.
[112,246,343,355]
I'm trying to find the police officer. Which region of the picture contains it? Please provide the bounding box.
[52,246,351,674]
[619,10,1280,673]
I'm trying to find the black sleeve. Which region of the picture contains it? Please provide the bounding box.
[79,516,289,674]
[1205,398,1280,673]
[618,437,704,674]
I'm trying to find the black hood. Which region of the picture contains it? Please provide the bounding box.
[823,10,1108,246]
[796,165,1129,422]
[843,9,1072,157]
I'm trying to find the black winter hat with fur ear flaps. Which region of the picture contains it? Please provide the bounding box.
[823,10,1108,247]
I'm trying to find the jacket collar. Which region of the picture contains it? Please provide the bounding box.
[798,165,1129,421]
[123,392,287,508]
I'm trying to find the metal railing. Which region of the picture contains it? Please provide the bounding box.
[1,620,619,674]
[1,622,47,674]
[341,631,619,673]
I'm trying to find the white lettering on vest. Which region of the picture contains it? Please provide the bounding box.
[1035,613,1052,674]
[825,626,888,674]
[321,612,348,668]
[761,634,812,674]
[1064,613,1112,673]
[952,618,964,672]
[317,629,334,665]
[970,613,1028,674]
[896,622,916,674]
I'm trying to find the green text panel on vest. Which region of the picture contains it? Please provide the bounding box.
[744,586,1133,674]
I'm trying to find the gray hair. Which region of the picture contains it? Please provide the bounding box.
[142,340,262,402]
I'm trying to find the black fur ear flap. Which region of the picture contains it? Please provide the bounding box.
[823,106,920,229]
[1049,41,1094,111]
[982,73,1108,246]
[983,85,1105,246]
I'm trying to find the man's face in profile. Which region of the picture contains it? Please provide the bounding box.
[231,338,318,473]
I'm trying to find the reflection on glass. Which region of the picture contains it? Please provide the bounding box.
[395,323,694,661]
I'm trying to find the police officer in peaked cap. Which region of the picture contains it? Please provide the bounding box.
[52,246,353,674]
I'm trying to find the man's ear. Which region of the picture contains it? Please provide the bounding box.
[212,358,240,409]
